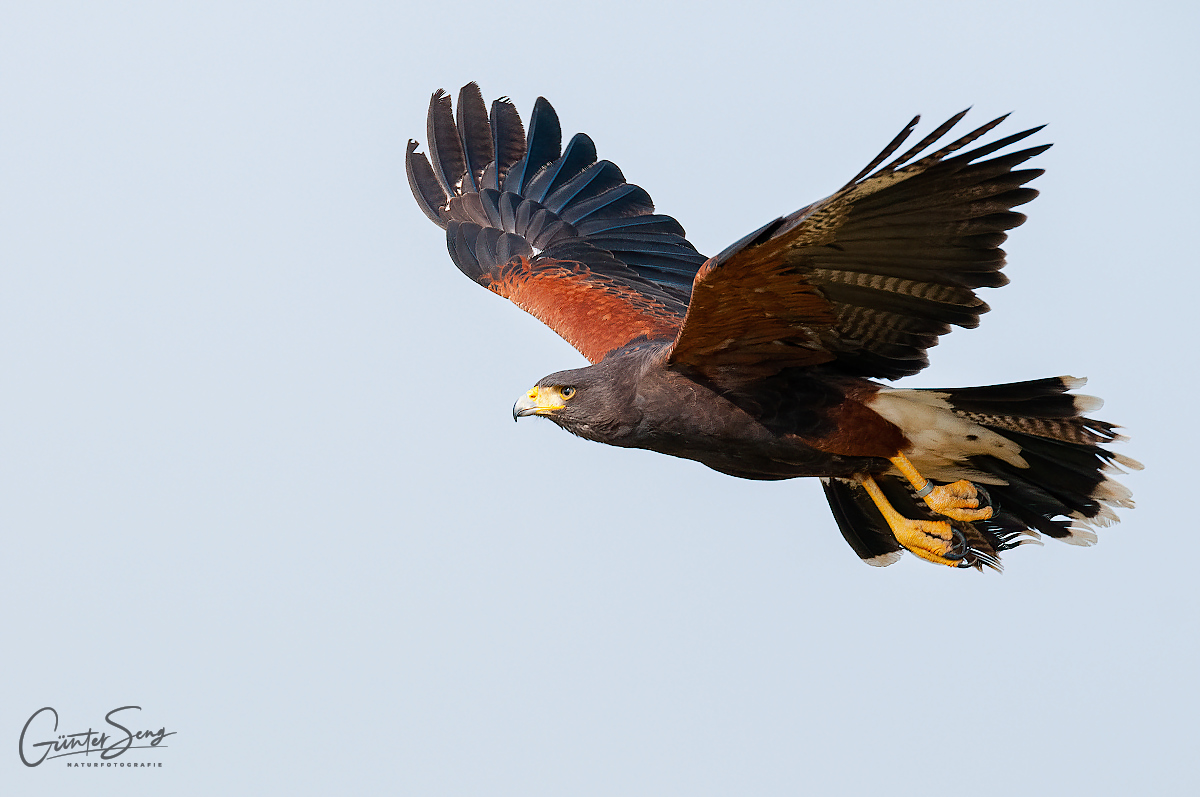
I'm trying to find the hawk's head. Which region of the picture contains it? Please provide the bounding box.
[512,360,641,444]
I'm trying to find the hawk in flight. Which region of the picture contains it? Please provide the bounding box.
[407,83,1139,570]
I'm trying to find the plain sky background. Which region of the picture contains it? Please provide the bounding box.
[3,1,1197,795]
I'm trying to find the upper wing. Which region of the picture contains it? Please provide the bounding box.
[407,83,708,363]
[668,111,1049,381]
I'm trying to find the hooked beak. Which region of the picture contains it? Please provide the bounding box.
[513,386,565,421]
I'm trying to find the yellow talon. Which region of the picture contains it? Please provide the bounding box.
[859,475,965,567]
[889,454,994,522]
[925,479,994,522]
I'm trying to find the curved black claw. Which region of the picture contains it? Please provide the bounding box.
[975,484,995,515]
[945,527,969,563]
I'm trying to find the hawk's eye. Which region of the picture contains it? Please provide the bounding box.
[561,386,575,399]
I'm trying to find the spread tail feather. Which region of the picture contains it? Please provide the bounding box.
[830,376,1140,570]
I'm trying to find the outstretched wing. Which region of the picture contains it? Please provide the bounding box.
[668,111,1049,381]
[407,83,708,363]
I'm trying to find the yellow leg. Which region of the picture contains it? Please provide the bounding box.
[889,453,994,522]
[859,475,965,567]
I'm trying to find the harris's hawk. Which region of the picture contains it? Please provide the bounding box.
[407,83,1139,570]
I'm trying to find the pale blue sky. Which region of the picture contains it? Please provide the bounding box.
[3,1,1196,795]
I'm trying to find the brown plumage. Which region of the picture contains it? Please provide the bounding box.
[408,83,1140,571]
[485,256,682,364]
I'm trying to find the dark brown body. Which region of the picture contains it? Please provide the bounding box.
[537,344,897,481]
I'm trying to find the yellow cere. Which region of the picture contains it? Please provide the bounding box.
[523,386,567,414]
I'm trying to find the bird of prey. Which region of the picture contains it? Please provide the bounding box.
[407,83,1139,570]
